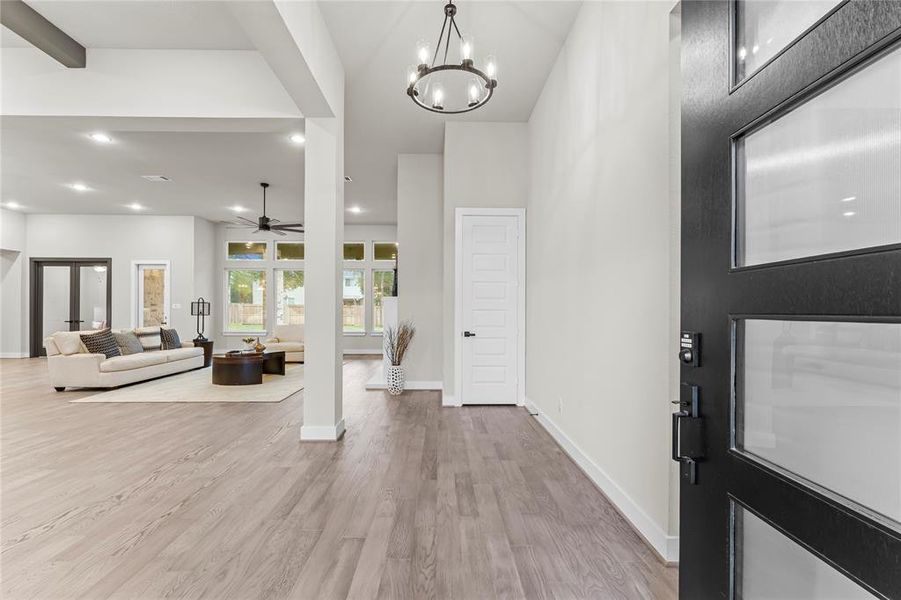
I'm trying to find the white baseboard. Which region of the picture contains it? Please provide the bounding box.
[441,393,460,407]
[364,379,443,391]
[0,352,29,359]
[300,418,346,441]
[343,349,382,356]
[525,397,679,565]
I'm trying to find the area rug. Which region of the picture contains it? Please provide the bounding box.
[69,365,304,403]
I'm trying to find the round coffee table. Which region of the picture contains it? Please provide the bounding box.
[212,351,286,385]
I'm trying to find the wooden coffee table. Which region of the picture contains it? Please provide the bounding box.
[211,351,286,385]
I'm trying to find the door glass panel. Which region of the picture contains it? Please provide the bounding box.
[736,319,901,525]
[42,266,70,338]
[79,265,107,330]
[735,44,901,267]
[734,0,839,84]
[226,270,267,333]
[732,503,877,599]
[141,267,166,327]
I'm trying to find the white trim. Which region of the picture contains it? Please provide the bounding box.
[525,398,679,564]
[364,380,443,391]
[131,260,171,329]
[454,207,526,407]
[0,352,29,359]
[441,393,459,407]
[300,418,346,441]
[344,348,381,355]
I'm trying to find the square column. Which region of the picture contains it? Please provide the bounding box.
[300,117,344,440]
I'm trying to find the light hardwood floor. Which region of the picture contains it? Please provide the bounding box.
[1,357,677,599]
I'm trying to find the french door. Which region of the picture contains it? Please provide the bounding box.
[680,2,901,599]
[30,258,112,357]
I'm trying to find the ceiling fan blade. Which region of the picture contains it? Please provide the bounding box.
[274,228,304,234]
[252,228,260,234]
[272,222,303,229]
[268,218,280,225]
[236,216,257,226]
[272,229,287,236]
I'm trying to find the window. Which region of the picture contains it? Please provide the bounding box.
[225,270,266,332]
[275,242,304,261]
[275,270,304,325]
[227,241,267,261]
[342,269,364,333]
[343,242,365,261]
[373,242,398,262]
[372,270,395,333]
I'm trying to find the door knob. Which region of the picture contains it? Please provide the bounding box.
[463,331,476,337]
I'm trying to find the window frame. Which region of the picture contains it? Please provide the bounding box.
[372,241,399,263]
[225,241,269,262]
[343,241,366,262]
[274,268,305,327]
[342,268,366,335]
[370,269,395,335]
[223,268,268,335]
[274,241,305,262]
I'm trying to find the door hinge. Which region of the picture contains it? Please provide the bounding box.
[672,383,704,484]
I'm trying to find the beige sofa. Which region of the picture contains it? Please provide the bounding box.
[44,328,204,391]
[264,324,304,362]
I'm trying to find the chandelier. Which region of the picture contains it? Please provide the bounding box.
[406,1,497,114]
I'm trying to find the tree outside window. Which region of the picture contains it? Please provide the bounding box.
[226,270,266,332]
[342,269,365,333]
[372,270,395,333]
[276,270,304,325]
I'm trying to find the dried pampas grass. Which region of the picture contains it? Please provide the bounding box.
[385,321,416,366]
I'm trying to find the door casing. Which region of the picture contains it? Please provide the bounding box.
[452,207,526,407]
[131,259,171,329]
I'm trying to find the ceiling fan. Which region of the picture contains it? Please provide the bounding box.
[231,182,304,236]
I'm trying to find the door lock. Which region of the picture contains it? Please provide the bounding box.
[673,383,704,484]
[679,331,701,367]
[463,331,476,337]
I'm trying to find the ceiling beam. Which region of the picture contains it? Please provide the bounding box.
[1,0,85,68]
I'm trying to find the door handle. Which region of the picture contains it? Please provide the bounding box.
[463,331,476,337]
[63,320,84,323]
[672,383,704,484]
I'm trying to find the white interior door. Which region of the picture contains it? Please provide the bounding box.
[136,263,169,327]
[461,214,518,405]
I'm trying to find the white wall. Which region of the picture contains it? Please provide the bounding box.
[526,1,680,561]
[25,214,208,342]
[397,154,443,382]
[442,122,528,401]
[1,208,27,357]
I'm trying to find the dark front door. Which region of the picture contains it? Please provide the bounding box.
[30,258,112,357]
[680,2,901,598]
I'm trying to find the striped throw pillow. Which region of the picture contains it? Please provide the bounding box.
[134,327,162,351]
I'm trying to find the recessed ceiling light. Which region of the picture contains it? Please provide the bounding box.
[89,132,113,143]
[70,183,89,192]
[289,133,305,145]
[231,205,247,213]
[840,196,856,202]
[843,211,856,217]
[4,201,21,209]
[347,206,362,214]
[127,202,144,211]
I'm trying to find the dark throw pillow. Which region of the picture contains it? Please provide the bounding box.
[114,331,144,355]
[160,327,182,350]
[80,329,121,359]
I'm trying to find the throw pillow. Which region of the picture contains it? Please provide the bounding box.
[114,331,144,355]
[134,327,162,351]
[160,327,182,350]
[80,329,121,359]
